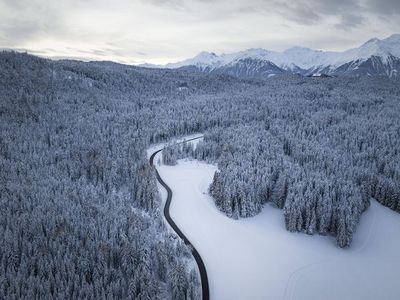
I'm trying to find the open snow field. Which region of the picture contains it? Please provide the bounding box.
[151,148,400,300]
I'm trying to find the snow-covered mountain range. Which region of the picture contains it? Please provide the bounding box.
[144,34,400,78]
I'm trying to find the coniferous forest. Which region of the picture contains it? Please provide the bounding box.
[1,51,400,298]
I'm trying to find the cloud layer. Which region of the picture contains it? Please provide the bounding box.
[0,0,399,64]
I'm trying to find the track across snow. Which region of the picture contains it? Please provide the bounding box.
[150,139,400,300]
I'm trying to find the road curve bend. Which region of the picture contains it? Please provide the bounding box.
[149,136,210,300]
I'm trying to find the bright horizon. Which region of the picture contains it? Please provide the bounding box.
[1,0,400,65]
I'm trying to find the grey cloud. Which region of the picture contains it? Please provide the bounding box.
[140,0,363,27]
[157,0,366,27]
[335,14,365,30]
[141,0,184,9]
[63,47,147,60]
[310,0,361,15]
[255,0,363,27]
[0,1,66,46]
[2,0,26,9]
[365,0,400,15]
[64,47,118,57]
[0,21,43,43]
[273,2,322,25]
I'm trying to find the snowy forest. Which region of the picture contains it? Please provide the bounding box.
[164,78,400,248]
[1,51,400,298]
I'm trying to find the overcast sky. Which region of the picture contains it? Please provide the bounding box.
[0,0,399,64]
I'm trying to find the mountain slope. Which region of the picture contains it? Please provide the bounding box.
[317,55,400,77]
[148,34,400,78]
[207,58,285,78]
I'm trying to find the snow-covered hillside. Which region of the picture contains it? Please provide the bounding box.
[145,34,400,78]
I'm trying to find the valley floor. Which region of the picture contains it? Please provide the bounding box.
[150,147,400,300]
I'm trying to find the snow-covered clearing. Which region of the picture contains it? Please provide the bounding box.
[149,137,400,300]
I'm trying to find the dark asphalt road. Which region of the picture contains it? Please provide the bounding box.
[149,136,210,300]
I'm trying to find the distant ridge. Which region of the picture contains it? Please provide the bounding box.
[142,34,400,78]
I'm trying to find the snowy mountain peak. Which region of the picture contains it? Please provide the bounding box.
[284,46,317,53]
[386,33,400,42]
[165,51,221,69]
[240,48,270,56]
[155,34,400,77]
[341,34,400,64]
[195,51,217,60]
[362,37,380,45]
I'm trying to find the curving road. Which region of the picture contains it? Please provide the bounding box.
[149,136,210,300]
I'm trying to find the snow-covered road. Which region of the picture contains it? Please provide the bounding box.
[149,137,400,300]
